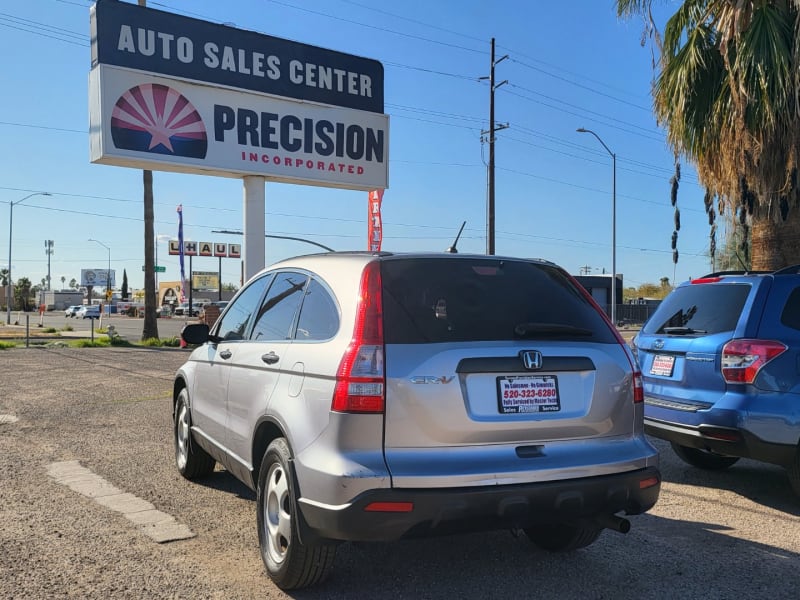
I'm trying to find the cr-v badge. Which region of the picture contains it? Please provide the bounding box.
[410,376,454,384]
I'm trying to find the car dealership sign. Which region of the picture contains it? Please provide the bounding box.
[89,0,388,191]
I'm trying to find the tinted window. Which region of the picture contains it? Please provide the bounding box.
[215,274,272,341]
[381,258,616,344]
[780,287,800,331]
[642,283,750,335]
[251,272,308,341]
[295,279,339,341]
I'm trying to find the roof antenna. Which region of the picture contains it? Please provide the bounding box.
[445,221,466,253]
[734,250,748,272]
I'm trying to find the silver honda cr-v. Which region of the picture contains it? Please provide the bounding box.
[173,252,660,590]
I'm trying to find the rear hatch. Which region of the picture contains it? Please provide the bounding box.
[635,279,757,415]
[379,257,646,488]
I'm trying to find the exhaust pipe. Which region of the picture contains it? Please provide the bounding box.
[596,513,631,534]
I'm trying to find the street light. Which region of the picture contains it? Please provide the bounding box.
[6,192,52,324]
[577,127,617,326]
[88,238,111,315]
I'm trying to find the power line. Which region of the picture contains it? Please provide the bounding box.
[503,85,664,141]
[264,0,485,54]
[508,58,651,112]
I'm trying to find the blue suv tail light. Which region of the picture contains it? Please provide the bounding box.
[720,339,787,384]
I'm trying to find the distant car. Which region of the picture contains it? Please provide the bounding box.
[75,305,101,319]
[175,302,205,316]
[64,306,81,318]
[173,251,660,590]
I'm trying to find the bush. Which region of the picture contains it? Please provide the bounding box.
[140,337,180,347]
[0,341,16,350]
[70,339,111,348]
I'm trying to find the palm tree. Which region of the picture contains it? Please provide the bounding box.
[60,276,66,290]
[14,277,32,312]
[617,1,800,270]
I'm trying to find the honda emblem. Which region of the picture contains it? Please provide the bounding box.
[520,350,543,370]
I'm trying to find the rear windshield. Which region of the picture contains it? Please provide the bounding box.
[642,282,751,335]
[380,258,616,344]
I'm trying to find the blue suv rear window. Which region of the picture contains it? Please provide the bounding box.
[642,283,750,335]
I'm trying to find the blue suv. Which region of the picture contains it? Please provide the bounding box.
[631,268,800,496]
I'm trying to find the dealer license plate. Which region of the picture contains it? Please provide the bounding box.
[650,354,675,377]
[497,375,560,414]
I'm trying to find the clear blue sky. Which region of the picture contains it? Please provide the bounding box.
[1,0,713,293]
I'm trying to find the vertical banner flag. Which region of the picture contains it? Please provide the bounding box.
[177,204,186,303]
[368,189,384,252]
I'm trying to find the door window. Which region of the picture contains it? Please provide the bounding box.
[780,287,800,331]
[215,274,273,341]
[251,272,308,341]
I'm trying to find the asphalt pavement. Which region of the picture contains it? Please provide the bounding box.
[1,346,799,599]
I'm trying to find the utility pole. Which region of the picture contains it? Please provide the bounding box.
[139,0,158,340]
[480,38,508,255]
[44,240,54,291]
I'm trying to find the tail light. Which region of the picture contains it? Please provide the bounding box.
[632,370,644,403]
[332,261,385,413]
[721,339,786,384]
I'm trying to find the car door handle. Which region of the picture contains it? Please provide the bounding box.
[219,349,232,360]
[261,351,279,365]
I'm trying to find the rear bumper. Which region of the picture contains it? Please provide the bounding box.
[644,417,795,466]
[298,467,660,542]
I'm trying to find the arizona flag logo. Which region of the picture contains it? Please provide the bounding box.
[111,84,208,159]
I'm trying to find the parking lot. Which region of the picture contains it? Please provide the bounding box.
[1,346,799,599]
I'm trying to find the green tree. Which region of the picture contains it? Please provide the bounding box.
[14,277,32,311]
[0,268,8,287]
[69,277,77,289]
[121,269,129,301]
[617,0,800,270]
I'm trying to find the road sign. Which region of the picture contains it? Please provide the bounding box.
[142,266,167,272]
[106,289,113,301]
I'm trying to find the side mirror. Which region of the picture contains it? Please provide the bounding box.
[181,323,210,345]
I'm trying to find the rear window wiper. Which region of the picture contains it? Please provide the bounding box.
[661,326,708,335]
[514,323,594,338]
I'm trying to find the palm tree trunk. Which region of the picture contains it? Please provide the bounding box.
[751,209,800,271]
[142,169,159,340]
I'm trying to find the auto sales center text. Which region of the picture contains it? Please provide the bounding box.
[118,25,383,176]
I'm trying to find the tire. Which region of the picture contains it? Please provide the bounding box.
[173,388,215,479]
[788,446,800,498]
[524,522,603,552]
[671,442,740,470]
[256,438,336,590]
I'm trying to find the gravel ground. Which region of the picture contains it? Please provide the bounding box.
[1,347,799,599]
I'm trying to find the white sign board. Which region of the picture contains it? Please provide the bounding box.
[89,65,389,191]
[81,268,116,288]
